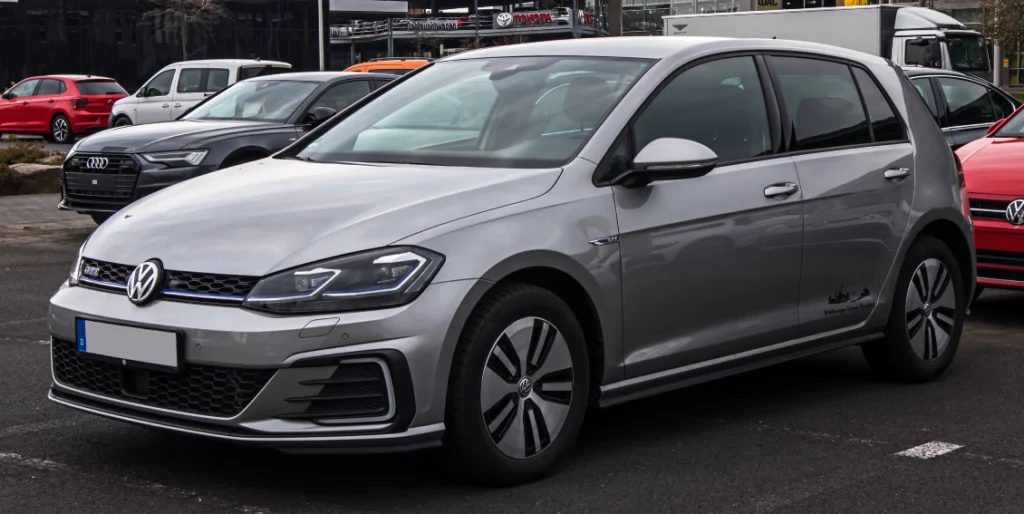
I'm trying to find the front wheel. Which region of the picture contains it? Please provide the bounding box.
[51,115,73,144]
[862,236,965,382]
[113,115,133,128]
[443,284,590,485]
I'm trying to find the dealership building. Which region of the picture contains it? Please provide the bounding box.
[0,0,618,90]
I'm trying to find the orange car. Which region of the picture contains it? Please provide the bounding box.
[344,58,431,76]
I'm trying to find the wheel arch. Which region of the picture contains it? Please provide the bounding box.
[220,146,271,169]
[912,218,975,302]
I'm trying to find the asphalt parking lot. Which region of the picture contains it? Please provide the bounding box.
[3,210,1024,513]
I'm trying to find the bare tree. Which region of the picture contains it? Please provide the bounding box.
[981,0,1024,53]
[406,19,447,57]
[459,37,486,50]
[143,0,229,60]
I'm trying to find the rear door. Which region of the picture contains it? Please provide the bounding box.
[766,55,914,336]
[1,79,41,131]
[27,79,64,131]
[935,76,1001,150]
[172,66,228,118]
[73,79,128,117]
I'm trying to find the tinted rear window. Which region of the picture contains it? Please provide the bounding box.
[76,80,127,95]
[238,66,290,81]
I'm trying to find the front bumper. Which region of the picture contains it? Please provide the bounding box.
[59,152,216,215]
[972,217,1024,291]
[48,279,479,451]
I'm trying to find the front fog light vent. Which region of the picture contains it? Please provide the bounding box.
[278,359,394,425]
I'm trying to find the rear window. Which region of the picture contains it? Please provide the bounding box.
[237,66,290,81]
[76,80,127,95]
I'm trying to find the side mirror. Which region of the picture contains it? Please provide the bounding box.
[610,138,718,188]
[305,106,337,126]
[987,118,1007,136]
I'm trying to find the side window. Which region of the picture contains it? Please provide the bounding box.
[632,56,771,164]
[905,38,943,68]
[911,78,940,121]
[308,81,372,114]
[772,56,871,151]
[58,81,67,94]
[36,79,63,96]
[595,131,632,185]
[7,79,40,98]
[988,89,1014,120]
[851,67,904,142]
[371,79,393,90]
[207,69,229,91]
[144,69,176,97]
[937,77,996,127]
[177,68,204,93]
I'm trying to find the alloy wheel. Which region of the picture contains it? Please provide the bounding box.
[905,258,957,361]
[53,118,69,141]
[480,317,574,460]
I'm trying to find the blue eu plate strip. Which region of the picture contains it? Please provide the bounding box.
[76,318,87,352]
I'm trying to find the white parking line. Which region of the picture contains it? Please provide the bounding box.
[0,449,273,513]
[0,317,47,327]
[895,441,964,459]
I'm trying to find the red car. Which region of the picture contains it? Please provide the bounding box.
[957,103,1024,298]
[0,75,128,143]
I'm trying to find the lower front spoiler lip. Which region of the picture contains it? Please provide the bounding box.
[48,388,444,454]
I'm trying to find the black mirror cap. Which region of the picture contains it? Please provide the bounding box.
[610,159,718,188]
[313,106,338,121]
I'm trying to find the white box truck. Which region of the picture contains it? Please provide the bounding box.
[663,6,991,82]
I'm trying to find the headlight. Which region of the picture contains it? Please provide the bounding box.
[141,150,208,167]
[66,139,83,158]
[68,240,88,286]
[243,247,444,314]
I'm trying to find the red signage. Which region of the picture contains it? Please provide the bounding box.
[513,12,553,25]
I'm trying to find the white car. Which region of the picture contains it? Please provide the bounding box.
[109,59,291,127]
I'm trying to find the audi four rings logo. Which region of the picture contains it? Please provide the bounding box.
[496,12,513,27]
[84,157,109,170]
[126,260,163,306]
[1006,199,1024,226]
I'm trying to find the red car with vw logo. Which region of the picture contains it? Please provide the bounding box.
[0,75,128,144]
[957,103,1024,298]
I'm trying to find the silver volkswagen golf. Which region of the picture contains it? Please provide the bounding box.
[49,37,975,484]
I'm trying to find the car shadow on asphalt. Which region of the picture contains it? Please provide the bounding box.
[70,290,1024,504]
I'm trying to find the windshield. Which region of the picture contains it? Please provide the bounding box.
[182,80,318,122]
[949,34,990,73]
[292,57,651,168]
[995,107,1024,138]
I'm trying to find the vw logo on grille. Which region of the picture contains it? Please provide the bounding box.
[1006,199,1024,226]
[126,260,163,306]
[496,12,513,27]
[84,157,109,170]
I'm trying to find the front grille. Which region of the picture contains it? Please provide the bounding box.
[977,250,1024,268]
[278,360,392,423]
[78,258,259,303]
[63,153,140,210]
[52,338,275,417]
[969,199,1011,221]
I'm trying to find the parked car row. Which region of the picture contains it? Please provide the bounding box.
[49,37,980,485]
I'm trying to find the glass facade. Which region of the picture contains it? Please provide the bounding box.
[329,0,609,68]
[0,0,325,91]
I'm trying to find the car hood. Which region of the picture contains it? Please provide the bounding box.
[84,158,562,276]
[958,137,1024,195]
[74,120,283,154]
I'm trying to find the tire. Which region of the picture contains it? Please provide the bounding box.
[51,114,73,144]
[90,213,111,225]
[113,115,133,128]
[220,152,267,170]
[443,283,590,486]
[862,236,965,382]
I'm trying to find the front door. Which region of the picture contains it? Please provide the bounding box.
[136,69,177,124]
[613,55,804,378]
[766,55,914,336]
[27,79,64,132]
[0,79,41,131]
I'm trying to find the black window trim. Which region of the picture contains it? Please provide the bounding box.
[592,51,785,188]
[762,51,911,159]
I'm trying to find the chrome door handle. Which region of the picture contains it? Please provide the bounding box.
[884,167,911,180]
[764,182,799,198]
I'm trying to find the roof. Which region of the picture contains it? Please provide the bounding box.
[164,59,291,67]
[444,36,890,66]
[247,71,395,82]
[31,74,116,81]
[899,66,976,78]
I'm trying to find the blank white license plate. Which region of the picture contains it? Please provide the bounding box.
[75,319,179,369]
